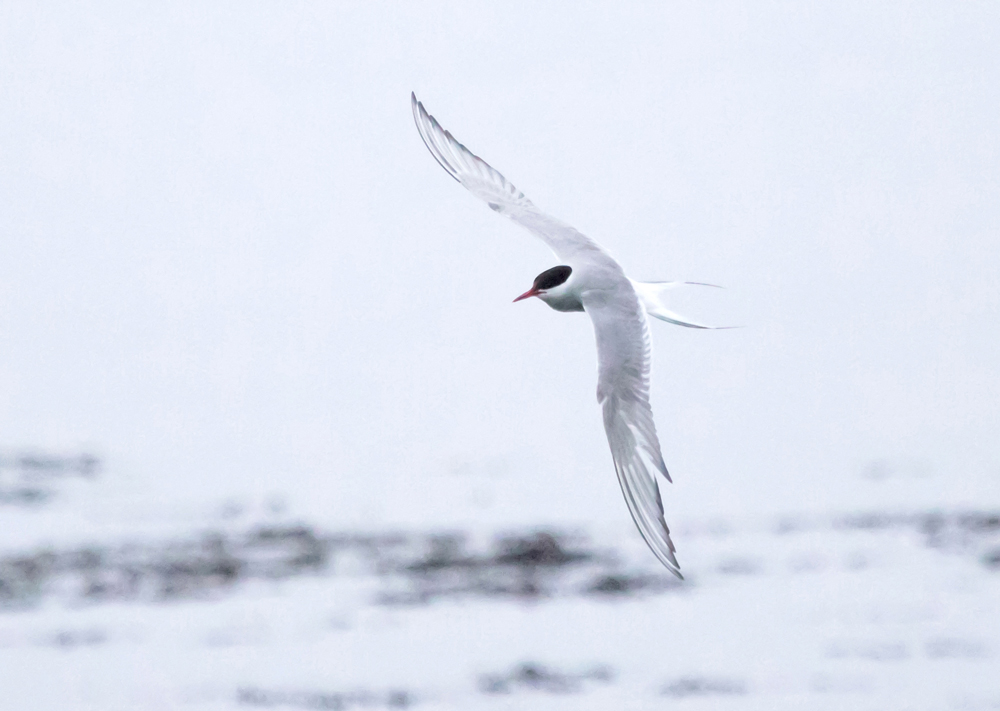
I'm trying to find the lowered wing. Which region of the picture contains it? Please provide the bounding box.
[582,285,682,579]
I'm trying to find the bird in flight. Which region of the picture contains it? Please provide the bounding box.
[412,93,724,579]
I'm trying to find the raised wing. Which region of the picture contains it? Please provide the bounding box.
[582,286,682,579]
[412,93,604,263]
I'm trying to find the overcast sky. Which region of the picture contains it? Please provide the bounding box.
[2,2,998,533]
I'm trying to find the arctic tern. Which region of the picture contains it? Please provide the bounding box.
[412,93,724,578]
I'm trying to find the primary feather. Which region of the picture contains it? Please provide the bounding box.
[412,93,603,262]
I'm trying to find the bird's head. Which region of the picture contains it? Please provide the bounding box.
[513,265,573,305]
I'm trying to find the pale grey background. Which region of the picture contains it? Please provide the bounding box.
[2,1,997,528]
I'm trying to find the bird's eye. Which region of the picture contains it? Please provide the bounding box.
[534,265,572,290]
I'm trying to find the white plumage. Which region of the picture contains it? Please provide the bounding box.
[412,93,718,578]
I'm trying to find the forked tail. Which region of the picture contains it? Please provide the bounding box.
[630,280,734,330]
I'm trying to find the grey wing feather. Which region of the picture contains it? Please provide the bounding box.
[583,286,683,579]
[412,93,605,262]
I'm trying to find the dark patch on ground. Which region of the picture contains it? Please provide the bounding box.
[0,527,682,610]
[376,531,629,605]
[493,532,589,567]
[585,572,682,596]
[51,628,106,648]
[478,662,614,695]
[0,451,99,507]
[834,512,899,531]
[0,524,328,609]
[660,676,747,698]
[4,506,997,611]
[375,531,691,605]
[717,557,762,575]
[832,510,1000,570]
[237,686,413,709]
[914,511,1000,568]
[925,638,988,659]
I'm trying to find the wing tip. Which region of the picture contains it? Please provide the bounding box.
[652,545,684,579]
[410,91,421,121]
[655,454,672,483]
[411,93,463,184]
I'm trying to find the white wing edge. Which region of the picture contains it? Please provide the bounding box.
[603,397,683,579]
[411,92,530,206]
[411,92,460,183]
